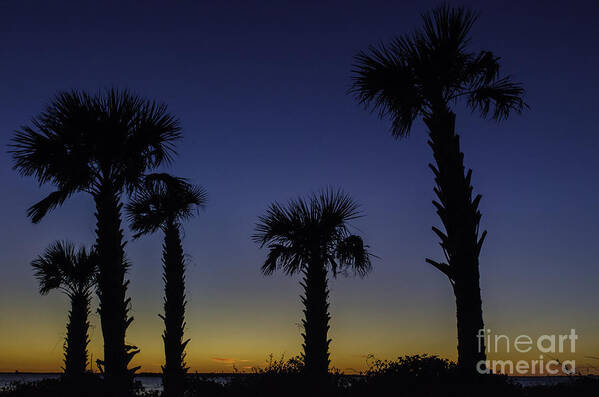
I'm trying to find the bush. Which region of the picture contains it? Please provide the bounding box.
[349,354,519,397]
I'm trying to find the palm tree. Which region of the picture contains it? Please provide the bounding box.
[351,5,527,373]
[253,189,372,384]
[31,241,97,378]
[10,89,181,392]
[126,173,206,397]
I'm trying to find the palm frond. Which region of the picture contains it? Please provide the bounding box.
[70,246,98,293]
[252,201,298,247]
[466,77,527,121]
[125,188,168,237]
[261,244,305,276]
[27,188,75,223]
[31,241,97,296]
[462,51,500,87]
[335,235,372,277]
[31,249,64,295]
[11,91,95,177]
[254,188,371,276]
[111,90,182,192]
[126,173,206,237]
[317,188,361,223]
[351,43,423,138]
[420,5,477,53]
[10,127,57,184]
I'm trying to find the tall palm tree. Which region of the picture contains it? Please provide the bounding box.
[253,189,372,384]
[126,173,206,397]
[10,89,181,392]
[31,241,97,378]
[351,5,527,373]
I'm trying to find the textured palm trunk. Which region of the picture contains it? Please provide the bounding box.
[94,180,138,393]
[161,221,189,397]
[300,258,331,384]
[64,292,91,377]
[425,109,486,374]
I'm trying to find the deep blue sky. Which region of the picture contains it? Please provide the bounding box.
[1,0,598,372]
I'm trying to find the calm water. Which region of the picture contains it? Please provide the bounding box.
[0,374,163,392]
[0,373,584,391]
[0,373,240,392]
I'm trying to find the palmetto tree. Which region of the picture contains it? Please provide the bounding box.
[126,173,206,397]
[32,241,97,378]
[10,89,181,392]
[351,6,527,372]
[253,189,372,383]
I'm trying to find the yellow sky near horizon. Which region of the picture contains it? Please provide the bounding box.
[2,292,598,375]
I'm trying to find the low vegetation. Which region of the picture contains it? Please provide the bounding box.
[3,355,597,396]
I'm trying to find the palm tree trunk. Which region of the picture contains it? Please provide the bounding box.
[161,221,189,397]
[300,258,331,384]
[425,109,486,374]
[64,292,91,377]
[94,180,138,393]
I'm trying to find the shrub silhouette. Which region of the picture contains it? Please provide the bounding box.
[352,354,519,397]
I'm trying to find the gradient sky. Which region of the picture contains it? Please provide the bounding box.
[1,0,598,374]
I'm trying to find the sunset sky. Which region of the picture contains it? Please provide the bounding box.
[1,0,598,374]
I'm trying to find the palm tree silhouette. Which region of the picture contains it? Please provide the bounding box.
[253,189,372,384]
[31,241,97,378]
[126,173,206,397]
[351,5,527,373]
[10,89,181,392]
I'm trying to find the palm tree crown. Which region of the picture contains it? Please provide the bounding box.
[351,5,527,137]
[253,189,372,279]
[126,173,207,237]
[10,88,181,222]
[32,241,97,298]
